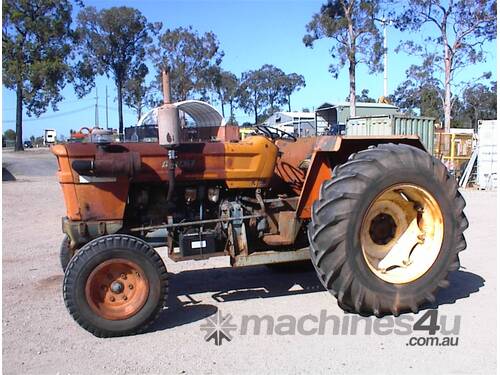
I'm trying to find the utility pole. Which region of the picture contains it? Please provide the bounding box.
[379,17,392,98]
[94,87,99,127]
[105,85,109,130]
[383,18,388,97]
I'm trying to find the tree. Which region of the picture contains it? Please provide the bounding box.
[238,69,268,125]
[2,0,75,151]
[122,64,154,121]
[457,80,496,130]
[390,61,443,120]
[3,129,16,141]
[154,26,223,102]
[304,0,384,118]
[208,66,239,120]
[75,6,160,135]
[346,88,376,102]
[259,64,288,115]
[282,73,306,112]
[395,0,497,132]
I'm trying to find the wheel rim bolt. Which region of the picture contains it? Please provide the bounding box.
[128,284,133,290]
[110,296,115,302]
[123,296,128,301]
[120,273,127,280]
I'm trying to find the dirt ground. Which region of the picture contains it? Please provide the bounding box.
[2,148,497,374]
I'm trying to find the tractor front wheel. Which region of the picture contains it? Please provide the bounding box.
[63,234,168,337]
[308,143,468,316]
[60,235,75,272]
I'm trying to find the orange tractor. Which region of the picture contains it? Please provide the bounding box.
[52,73,467,337]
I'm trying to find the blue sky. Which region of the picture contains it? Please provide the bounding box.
[2,0,497,139]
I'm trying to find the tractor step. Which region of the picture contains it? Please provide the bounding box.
[231,247,310,267]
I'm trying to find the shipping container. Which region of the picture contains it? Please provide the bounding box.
[346,115,435,152]
[477,120,497,190]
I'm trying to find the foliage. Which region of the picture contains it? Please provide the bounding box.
[454,80,497,129]
[154,26,223,102]
[304,0,384,117]
[394,0,497,131]
[389,61,444,120]
[207,66,239,120]
[122,64,155,120]
[238,68,268,125]
[282,73,306,112]
[238,65,306,124]
[75,6,160,134]
[3,129,16,141]
[345,88,376,102]
[2,0,76,151]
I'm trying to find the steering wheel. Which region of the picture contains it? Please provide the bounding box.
[254,125,297,142]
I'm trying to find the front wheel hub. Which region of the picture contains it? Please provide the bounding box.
[110,281,124,294]
[85,258,149,320]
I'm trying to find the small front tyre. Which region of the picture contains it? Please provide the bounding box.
[60,235,75,272]
[63,234,168,337]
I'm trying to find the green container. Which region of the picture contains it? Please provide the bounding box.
[346,114,435,152]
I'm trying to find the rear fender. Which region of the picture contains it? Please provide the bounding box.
[295,136,426,219]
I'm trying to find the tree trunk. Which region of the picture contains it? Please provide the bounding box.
[348,58,356,119]
[254,91,258,125]
[443,46,452,132]
[137,106,142,122]
[347,12,356,119]
[229,101,234,124]
[288,95,291,112]
[219,92,225,118]
[15,81,24,151]
[117,80,124,136]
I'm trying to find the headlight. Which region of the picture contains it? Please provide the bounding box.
[208,187,220,203]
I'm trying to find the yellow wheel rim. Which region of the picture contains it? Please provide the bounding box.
[360,184,444,284]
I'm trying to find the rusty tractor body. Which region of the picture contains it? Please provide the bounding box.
[54,81,467,337]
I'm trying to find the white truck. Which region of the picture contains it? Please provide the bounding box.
[44,129,57,146]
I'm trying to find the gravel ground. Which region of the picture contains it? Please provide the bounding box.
[2,148,497,374]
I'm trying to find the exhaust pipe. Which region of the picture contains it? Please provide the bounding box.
[158,68,180,204]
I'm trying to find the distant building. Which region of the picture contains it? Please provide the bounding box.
[264,103,399,137]
[264,111,327,137]
[316,102,399,134]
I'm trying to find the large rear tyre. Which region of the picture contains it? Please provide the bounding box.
[63,234,168,337]
[308,143,468,316]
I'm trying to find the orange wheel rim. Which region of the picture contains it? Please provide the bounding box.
[85,258,149,320]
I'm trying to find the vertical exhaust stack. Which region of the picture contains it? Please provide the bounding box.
[158,69,180,148]
[157,68,180,205]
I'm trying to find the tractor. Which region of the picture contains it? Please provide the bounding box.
[52,72,468,337]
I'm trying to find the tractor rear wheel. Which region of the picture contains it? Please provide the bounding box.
[308,143,468,316]
[63,234,168,337]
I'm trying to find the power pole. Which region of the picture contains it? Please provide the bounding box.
[94,87,99,127]
[379,17,392,98]
[383,19,388,97]
[105,86,109,130]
